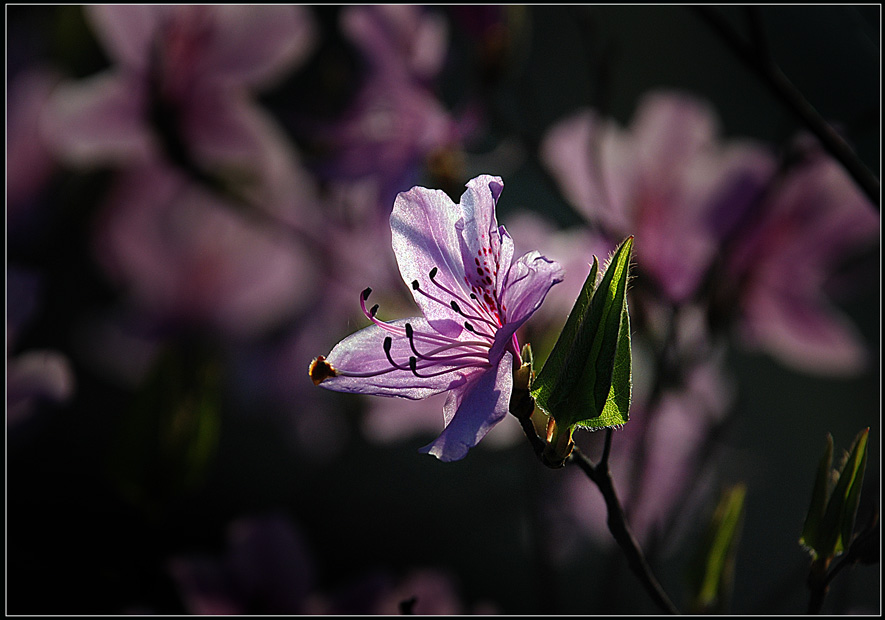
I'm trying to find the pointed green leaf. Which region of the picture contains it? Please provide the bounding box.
[689,484,747,614]
[531,236,633,430]
[814,428,869,559]
[838,428,869,553]
[589,295,632,429]
[800,434,834,557]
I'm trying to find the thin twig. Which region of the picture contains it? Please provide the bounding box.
[570,446,681,614]
[692,6,880,207]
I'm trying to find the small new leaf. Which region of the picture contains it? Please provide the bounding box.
[531,236,633,431]
[800,428,869,561]
[799,434,834,557]
[690,484,747,614]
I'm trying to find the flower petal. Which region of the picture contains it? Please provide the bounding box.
[203,5,317,88]
[318,318,476,399]
[455,174,505,274]
[42,71,155,166]
[419,350,513,461]
[500,248,565,327]
[390,185,469,336]
[86,5,169,71]
[488,249,564,362]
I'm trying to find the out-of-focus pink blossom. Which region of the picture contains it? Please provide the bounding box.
[93,165,317,340]
[42,5,319,225]
[7,67,60,220]
[541,90,777,305]
[7,268,76,426]
[304,567,492,615]
[309,6,464,207]
[543,354,734,561]
[171,513,490,615]
[721,141,880,375]
[541,89,879,375]
[169,514,314,615]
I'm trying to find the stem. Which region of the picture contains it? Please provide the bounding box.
[692,6,880,207]
[570,441,681,614]
[806,557,830,614]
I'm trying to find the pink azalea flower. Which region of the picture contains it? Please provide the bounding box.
[541,90,879,376]
[722,140,880,375]
[541,90,777,304]
[7,67,60,219]
[7,268,76,426]
[169,514,314,615]
[310,175,563,462]
[94,164,318,340]
[42,4,317,215]
[307,6,463,207]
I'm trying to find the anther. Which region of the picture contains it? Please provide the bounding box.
[370,304,379,317]
[405,323,414,339]
[429,267,438,279]
[464,321,476,332]
[383,336,403,370]
[409,356,420,377]
[362,287,372,300]
[450,300,461,313]
[411,280,420,290]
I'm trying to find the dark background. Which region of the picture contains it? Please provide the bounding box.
[7,5,880,615]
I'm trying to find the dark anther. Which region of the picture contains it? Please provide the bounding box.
[362,287,372,300]
[450,300,461,313]
[411,280,420,290]
[405,323,414,339]
[470,293,478,300]
[429,267,438,279]
[464,321,475,332]
[370,304,379,317]
[408,356,420,376]
[383,336,401,369]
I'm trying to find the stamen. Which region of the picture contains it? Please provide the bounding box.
[428,268,500,330]
[408,355,491,378]
[370,304,379,317]
[383,336,410,371]
[362,287,372,300]
[309,356,338,385]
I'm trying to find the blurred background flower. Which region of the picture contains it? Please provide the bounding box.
[7,5,879,615]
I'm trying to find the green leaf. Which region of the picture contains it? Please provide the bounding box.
[801,428,869,560]
[531,236,633,430]
[799,434,834,557]
[839,428,869,553]
[689,484,747,614]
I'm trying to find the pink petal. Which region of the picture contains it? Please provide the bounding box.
[42,71,156,166]
[320,318,475,399]
[419,350,513,461]
[391,184,472,336]
[86,5,169,71]
[740,287,870,376]
[7,67,59,211]
[204,5,317,88]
